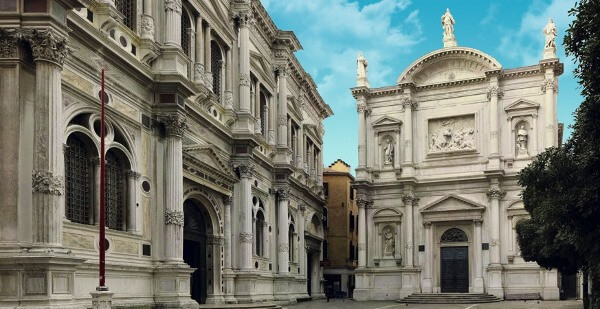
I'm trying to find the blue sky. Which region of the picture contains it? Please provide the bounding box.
[263,0,582,171]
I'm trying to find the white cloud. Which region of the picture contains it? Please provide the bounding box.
[497,0,575,66]
[480,3,498,26]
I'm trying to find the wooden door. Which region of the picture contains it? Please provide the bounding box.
[440,246,469,293]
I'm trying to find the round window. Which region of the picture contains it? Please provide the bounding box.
[141,180,151,193]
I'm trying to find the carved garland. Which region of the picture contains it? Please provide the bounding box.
[278,243,289,252]
[32,170,64,195]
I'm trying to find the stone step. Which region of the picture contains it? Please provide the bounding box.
[197,304,282,309]
[398,293,502,304]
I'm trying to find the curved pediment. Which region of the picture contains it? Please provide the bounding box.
[397,47,502,86]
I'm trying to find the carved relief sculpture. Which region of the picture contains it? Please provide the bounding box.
[428,116,475,152]
[516,124,529,158]
[383,225,395,256]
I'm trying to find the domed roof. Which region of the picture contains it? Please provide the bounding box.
[396,47,502,86]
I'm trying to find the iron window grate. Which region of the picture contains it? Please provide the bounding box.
[65,136,91,225]
[115,0,136,31]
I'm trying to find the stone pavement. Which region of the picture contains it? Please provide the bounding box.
[283,299,583,309]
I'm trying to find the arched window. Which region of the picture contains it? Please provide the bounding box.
[114,0,136,30]
[260,92,268,135]
[65,135,93,225]
[289,224,295,262]
[105,150,127,230]
[210,40,222,99]
[440,228,468,243]
[255,210,265,257]
[181,9,191,56]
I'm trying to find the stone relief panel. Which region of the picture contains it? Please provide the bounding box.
[428,115,476,153]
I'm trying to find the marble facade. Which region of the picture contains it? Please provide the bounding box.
[352,10,563,301]
[0,0,331,308]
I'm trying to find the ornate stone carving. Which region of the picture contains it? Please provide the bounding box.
[356,103,366,114]
[0,28,18,58]
[277,116,287,126]
[383,139,394,165]
[401,98,417,110]
[516,125,529,158]
[487,85,503,100]
[222,195,233,206]
[383,225,395,256]
[278,243,289,252]
[26,29,71,66]
[428,115,475,152]
[239,73,250,87]
[277,188,290,200]
[161,114,187,138]
[440,228,468,243]
[299,204,307,213]
[235,164,254,179]
[240,232,253,243]
[541,78,558,93]
[224,91,234,109]
[32,170,64,195]
[423,221,432,228]
[441,8,457,47]
[473,219,483,226]
[194,63,205,84]
[275,64,288,77]
[164,210,184,226]
[405,241,413,249]
[487,187,505,200]
[164,0,182,13]
[357,198,368,208]
[141,14,155,39]
[402,192,416,205]
[358,243,366,250]
[490,237,500,246]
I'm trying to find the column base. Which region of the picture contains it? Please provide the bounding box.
[223,271,237,303]
[486,265,504,299]
[0,251,86,309]
[90,289,114,309]
[421,278,433,293]
[153,262,198,309]
[155,47,189,77]
[234,272,258,303]
[473,277,484,293]
[273,274,294,303]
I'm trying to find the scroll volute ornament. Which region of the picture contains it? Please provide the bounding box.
[26,29,71,66]
[161,114,187,138]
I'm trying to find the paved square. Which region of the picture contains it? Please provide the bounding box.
[284,299,583,309]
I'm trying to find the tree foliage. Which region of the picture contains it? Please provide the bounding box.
[517,1,600,308]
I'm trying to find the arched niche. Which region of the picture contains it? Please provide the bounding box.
[372,208,402,266]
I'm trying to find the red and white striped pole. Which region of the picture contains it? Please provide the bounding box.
[99,67,107,290]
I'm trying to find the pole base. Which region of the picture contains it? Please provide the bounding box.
[91,288,113,309]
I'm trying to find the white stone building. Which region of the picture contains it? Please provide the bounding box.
[352,10,564,301]
[0,0,331,307]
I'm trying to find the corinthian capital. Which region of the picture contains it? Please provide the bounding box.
[0,28,19,59]
[487,85,503,100]
[277,187,290,200]
[541,78,558,93]
[236,164,255,179]
[160,114,187,138]
[487,187,506,200]
[25,29,71,66]
[357,198,369,208]
[32,170,64,195]
[401,98,417,110]
[164,0,182,13]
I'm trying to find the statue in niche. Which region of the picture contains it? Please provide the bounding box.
[383,226,395,256]
[383,139,394,165]
[516,125,529,157]
[543,18,557,49]
[441,8,455,40]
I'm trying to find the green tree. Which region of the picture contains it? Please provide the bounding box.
[517,1,600,308]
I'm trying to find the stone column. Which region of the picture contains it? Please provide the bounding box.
[269,95,276,146]
[194,16,204,84]
[125,170,139,232]
[473,219,484,293]
[238,164,254,270]
[29,29,70,248]
[298,205,306,277]
[542,72,557,148]
[204,24,212,87]
[402,96,416,175]
[422,221,433,292]
[238,14,252,113]
[222,195,236,302]
[488,81,502,169]
[277,188,290,274]
[141,0,155,40]
[357,199,367,268]
[297,125,304,169]
[402,192,415,267]
[276,66,288,149]
[487,180,505,297]
[161,114,186,262]
[164,0,182,47]
[224,49,233,110]
[357,99,367,169]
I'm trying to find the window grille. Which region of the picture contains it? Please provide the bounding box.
[114,0,136,31]
[441,228,468,243]
[181,9,191,56]
[260,93,268,136]
[105,151,125,230]
[255,212,264,256]
[65,135,91,225]
[211,41,222,99]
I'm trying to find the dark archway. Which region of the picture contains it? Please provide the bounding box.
[183,199,212,304]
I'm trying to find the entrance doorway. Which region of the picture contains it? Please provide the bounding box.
[183,199,212,304]
[307,252,313,296]
[561,273,578,300]
[440,246,468,293]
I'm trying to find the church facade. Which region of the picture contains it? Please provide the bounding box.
[0,0,331,308]
[352,10,563,301]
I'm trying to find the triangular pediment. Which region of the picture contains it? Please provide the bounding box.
[183,145,235,180]
[250,52,274,85]
[505,99,540,112]
[421,194,485,213]
[372,116,402,128]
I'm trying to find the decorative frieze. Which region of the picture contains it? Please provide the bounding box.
[32,170,64,195]
[164,210,184,226]
[428,115,476,153]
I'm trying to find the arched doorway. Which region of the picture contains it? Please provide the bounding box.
[183,199,212,304]
[440,228,469,293]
